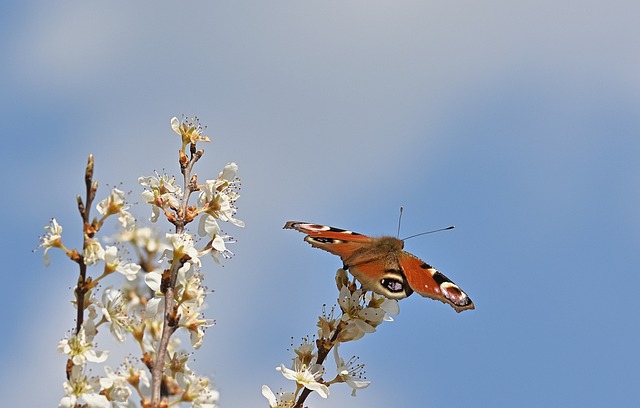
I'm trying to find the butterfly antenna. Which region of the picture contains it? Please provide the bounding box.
[397,206,404,237]
[402,225,455,241]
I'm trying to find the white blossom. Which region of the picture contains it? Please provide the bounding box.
[99,288,129,342]
[104,245,141,281]
[59,366,109,408]
[276,362,329,399]
[333,343,370,396]
[261,385,295,408]
[39,218,63,266]
[58,326,109,366]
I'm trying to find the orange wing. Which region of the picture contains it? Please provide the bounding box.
[399,252,474,313]
[283,221,374,261]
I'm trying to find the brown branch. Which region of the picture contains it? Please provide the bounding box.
[293,326,342,408]
[150,145,203,407]
[74,155,96,335]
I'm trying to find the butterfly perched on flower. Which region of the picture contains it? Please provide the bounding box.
[284,221,474,312]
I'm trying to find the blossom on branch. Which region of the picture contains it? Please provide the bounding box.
[59,366,109,408]
[261,385,295,408]
[138,172,182,223]
[332,343,370,396]
[171,116,211,152]
[57,325,109,366]
[276,362,329,399]
[39,218,64,266]
[104,245,141,281]
[96,187,135,231]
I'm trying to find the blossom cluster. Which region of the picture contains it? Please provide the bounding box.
[39,116,242,408]
[262,269,399,407]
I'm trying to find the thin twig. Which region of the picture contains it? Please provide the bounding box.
[74,155,96,335]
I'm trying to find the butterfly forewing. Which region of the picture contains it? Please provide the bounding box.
[283,221,373,261]
[399,253,474,312]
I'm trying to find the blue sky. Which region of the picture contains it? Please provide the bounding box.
[2,1,639,407]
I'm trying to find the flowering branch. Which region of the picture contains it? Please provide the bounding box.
[39,115,242,408]
[263,269,398,407]
[149,129,204,407]
[39,114,404,408]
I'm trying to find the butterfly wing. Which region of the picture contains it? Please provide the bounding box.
[348,256,415,299]
[399,251,474,313]
[285,223,415,299]
[284,221,474,313]
[283,221,374,261]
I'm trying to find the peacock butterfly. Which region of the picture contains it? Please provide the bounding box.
[284,221,474,313]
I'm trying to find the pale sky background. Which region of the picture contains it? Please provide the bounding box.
[2,1,640,407]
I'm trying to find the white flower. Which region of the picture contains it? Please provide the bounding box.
[179,305,212,349]
[163,233,201,268]
[276,363,329,399]
[293,341,316,366]
[171,116,211,152]
[333,343,370,396]
[197,163,244,234]
[96,188,136,231]
[139,173,182,222]
[337,287,376,342]
[261,385,295,408]
[317,304,340,339]
[59,365,109,408]
[122,360,150,390]
[104,245,141,281]
[219,162,238,181]
[150,233,201,292]
[39,218,63,266]
[367,292,400,322]
[197,217,236,262]
[99,288,129,342]
[178,372,220,408]
[165,350,191,378]
[178,270,206,307]
[336,285,399,342]
[58,326,109,366]
[99,366,132,405]
[83,238,105,266]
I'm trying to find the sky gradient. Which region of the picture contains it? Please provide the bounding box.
[2,1,640,407]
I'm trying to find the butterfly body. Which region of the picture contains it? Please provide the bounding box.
[284,221,474,313]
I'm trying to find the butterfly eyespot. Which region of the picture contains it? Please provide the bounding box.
[380,278,404,293]
[440,282,472,307]
[378,276,413,299]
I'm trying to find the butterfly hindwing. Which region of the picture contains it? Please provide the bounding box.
[348,258,414,299]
